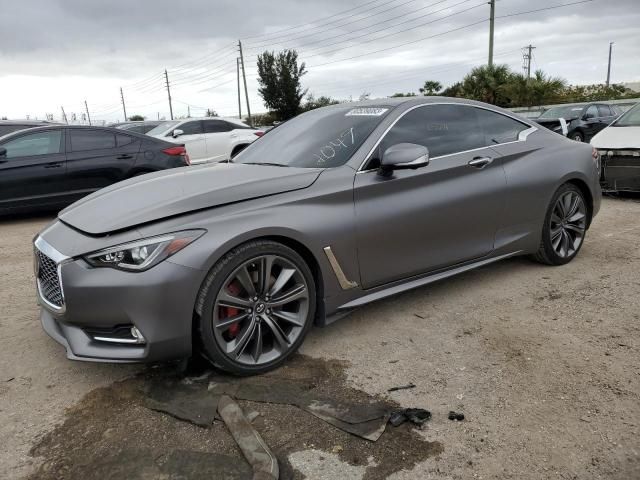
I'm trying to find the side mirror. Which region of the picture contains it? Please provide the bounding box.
[379,143,429,175]
[172,129,184,138]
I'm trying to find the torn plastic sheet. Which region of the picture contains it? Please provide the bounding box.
[145,373,392,441]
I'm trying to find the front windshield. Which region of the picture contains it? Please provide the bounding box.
[146,120,180,136]
[538,105,584,119]
[613,103,640,127]
[234,105,392,168]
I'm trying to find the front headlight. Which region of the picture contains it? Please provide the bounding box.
[84,230,205,272]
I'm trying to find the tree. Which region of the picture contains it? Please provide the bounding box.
[505,70,566,107]
[128,114,144,121]
[389,92,417,97]
[441,82,464,98]
[257,49,307,121]
[419,80,442,96]
[205,109,218,117]
[302,93,340,111]
[460,64,512,106]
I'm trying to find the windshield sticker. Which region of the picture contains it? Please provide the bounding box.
[313,128,355,165]
[345,107,388,117]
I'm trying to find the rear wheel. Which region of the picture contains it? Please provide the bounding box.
[532,184,588,265]
[230,144,249,159]
[571,132,584,142]
[195,240,316,375]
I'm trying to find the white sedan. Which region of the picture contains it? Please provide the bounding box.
[591,103,640,192]
[146,118,263,164]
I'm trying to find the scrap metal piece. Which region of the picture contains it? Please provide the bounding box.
[218,395,279,480]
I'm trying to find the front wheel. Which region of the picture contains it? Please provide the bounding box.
[195,240,316,375]
[532,184,588,266]
[571,132,584,142]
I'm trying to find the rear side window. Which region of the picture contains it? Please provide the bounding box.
[379,104,485,158]
[203,120,232,133]
[70,130,116,151]
[2,130,62,158]
[597,105,612,117]
[178,121,203,135]
[475,108,529,144]
[116,133,136,147]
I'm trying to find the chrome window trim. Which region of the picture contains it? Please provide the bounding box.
[356,102,537,173]
[34,236,71,314]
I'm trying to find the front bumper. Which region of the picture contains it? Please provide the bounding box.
[35,235,204,363]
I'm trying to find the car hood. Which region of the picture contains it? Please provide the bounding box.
[591,126,640,149]
[59,163,322,235]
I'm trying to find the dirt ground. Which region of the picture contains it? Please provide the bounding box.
[1,197,639,479]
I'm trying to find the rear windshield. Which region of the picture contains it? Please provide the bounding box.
[146,121,180,136]
[234,106,391,168]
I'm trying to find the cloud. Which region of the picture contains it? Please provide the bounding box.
[1,0,638,121]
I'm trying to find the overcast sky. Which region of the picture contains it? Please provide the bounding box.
[1,0,638,123]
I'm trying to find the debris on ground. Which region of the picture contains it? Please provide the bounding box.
[218,395,279,480]
[387,383,416,392]
[448,411,465,421]
[389,408,432,427]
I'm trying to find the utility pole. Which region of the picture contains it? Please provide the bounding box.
[84,100,92,126]
[606,42,614,87]
[523,44,536,79]
[120,87,128,121]
[60,106,68,124]
[237,57,243,120]
[164,69,174,120]
[488,0,495,67]
[238,40,252,126]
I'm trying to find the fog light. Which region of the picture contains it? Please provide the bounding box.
[130,326,146,344]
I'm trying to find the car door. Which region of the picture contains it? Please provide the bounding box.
[174,121,207,163]
[65,129,139,198]
[202,119,234,162]
[353,104,508,289]
[0,128,68,211]
[582,104,602,139]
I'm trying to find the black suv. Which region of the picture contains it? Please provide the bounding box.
[536,103,622,142]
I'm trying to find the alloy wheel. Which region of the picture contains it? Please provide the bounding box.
[550,191,586,258]
[212,255,310,366]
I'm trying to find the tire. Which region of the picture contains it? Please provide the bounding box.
[532,183,588,266]
[571,131,584,142]
[195,240,316,375]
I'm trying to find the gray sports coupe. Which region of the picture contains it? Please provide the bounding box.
[34,97,602,374]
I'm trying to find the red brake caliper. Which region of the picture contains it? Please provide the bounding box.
[221,281,242,338]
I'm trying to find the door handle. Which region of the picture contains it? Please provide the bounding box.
[468,157,493,169]
[117,154,133,160]
[44,162,63,168]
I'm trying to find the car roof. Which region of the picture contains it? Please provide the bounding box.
[0,119,63,125]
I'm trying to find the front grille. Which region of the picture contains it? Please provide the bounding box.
[35,249,64,308]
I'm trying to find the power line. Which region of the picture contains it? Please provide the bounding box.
[497,0,597,20]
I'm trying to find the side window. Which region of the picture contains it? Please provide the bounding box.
[203,120,232,133]
[70,130,116,152]
[584,105,599,119]
[116,133,135,147]
[3,130,62,158]
[597,105,612,117]
[378,104,485,160]
[179,121,203,135]
[475,108,529,144]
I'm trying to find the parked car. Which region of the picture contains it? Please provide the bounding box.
[0,125,189,214]
[146,118,263,164]
[33,97,601,375]
[536,103,622,142]
[115,121,164,134]
[591,102,640,192]
[0,120,64,137]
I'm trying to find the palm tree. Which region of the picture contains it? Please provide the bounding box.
[506,70,567,107]
[460,64,512,106]
[419,80,443,96]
